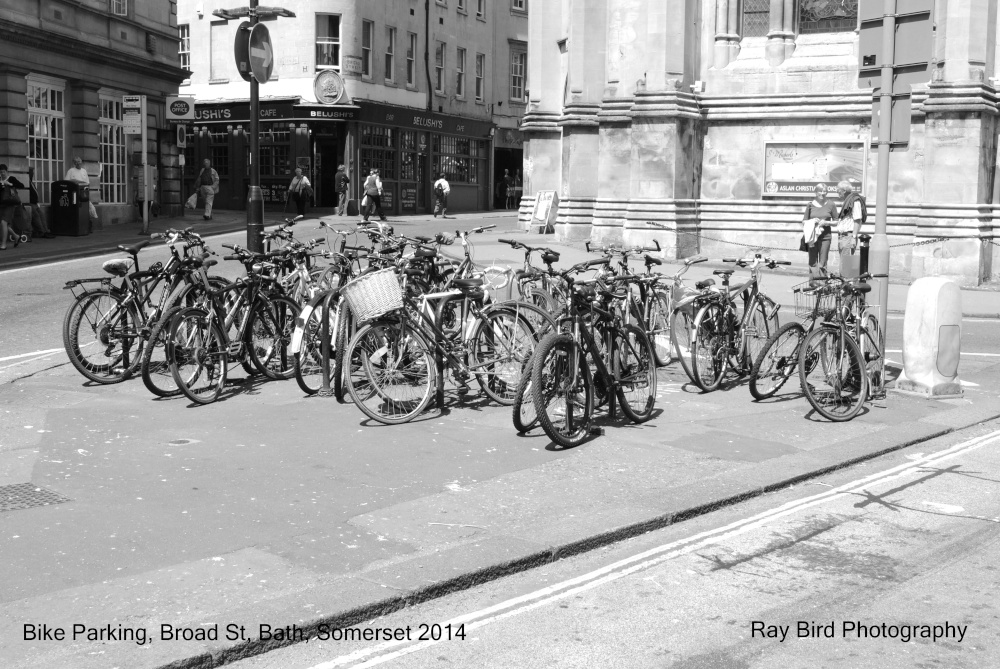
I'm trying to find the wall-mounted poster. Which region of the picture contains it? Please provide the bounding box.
[762,141,866,198]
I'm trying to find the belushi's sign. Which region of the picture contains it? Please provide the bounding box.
[358,102,493,138]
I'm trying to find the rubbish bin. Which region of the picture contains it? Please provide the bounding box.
[50,181,91,236]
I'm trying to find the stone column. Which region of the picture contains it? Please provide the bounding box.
[765,0,796,66]
[713,0,741,69]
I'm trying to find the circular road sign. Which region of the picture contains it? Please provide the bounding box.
[233,21,252,82]
[248,23,274,84]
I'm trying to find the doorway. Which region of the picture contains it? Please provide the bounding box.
[315,139,342,208]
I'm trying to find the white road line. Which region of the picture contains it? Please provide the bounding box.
[886,349,1000,358]
[0,348,63,363]
[0,350,65,372]
[309,429,1000,668]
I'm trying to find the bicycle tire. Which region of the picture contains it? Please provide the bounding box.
[648,290,672,367]
[293,301,327,395]
[168,307,228,405]
[334,303,353,402]
[247,296,300,380]
[511,366,539,432]
[860,313,885,397]
[469,307,537,405]
[749,321,805,400]
[64,289,143,384]
[741,297,776,374]
[691,302,727,392]
[615,324,657,423]
[798,325,867,422]
[345,319,436,424]
[669,306,697,383]
[532,333,594,448]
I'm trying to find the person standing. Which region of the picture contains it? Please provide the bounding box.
[334,164,350,216]
[503,169,515,209]
[803,183,838,280]
[433,172,450,218]
[836,180,867,276]
[287,167,312,217]
[361,168,386,222]
[0,164,25,249]
[188,159,219,221]
[26,167,53,238]
[65,156,98,224]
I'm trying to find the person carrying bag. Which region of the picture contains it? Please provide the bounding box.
[287,168,312,216]
[361,169,386,222]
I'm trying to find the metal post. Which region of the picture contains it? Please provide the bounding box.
[870,0,896,348]
[140,95,150,235]
[247,0,264,253]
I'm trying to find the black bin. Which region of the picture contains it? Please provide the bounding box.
[858,234,872,276]
[50,181,91,236]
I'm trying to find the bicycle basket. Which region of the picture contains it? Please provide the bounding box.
[792,281,837,319]
[341,268,404,322]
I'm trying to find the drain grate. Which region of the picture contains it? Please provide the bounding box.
[0,483,71,513]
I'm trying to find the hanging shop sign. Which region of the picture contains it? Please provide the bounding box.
[166,96,196,121]
[761,140,867,198]
[314,70,347,105]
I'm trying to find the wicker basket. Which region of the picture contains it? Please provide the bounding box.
[341,268,404,322]
[792,280,837,319]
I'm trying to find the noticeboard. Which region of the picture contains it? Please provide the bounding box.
[529,190,558,233]
[761,141,867,198]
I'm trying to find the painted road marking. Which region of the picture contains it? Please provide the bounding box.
[886,349,1000,358]
[0,348,63,363]
[307,429,1000,668]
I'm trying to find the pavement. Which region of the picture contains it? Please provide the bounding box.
[2,210,1000,669]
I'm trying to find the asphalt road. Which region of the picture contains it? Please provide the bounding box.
[225,421,1000,669]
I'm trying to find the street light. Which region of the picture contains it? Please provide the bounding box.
[212,1,295,253]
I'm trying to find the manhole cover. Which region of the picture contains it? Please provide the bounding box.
[0,483,71,513]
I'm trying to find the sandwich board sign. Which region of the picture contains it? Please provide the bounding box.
[529,190,558,234]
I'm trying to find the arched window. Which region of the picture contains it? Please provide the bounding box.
[742,0,770,38]
[799,0,858,35]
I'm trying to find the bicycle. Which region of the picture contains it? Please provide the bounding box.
[689,253,786,392]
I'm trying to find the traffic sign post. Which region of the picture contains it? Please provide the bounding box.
[124,95,152,235]
[214,1,295,252]
[858,0,934,353]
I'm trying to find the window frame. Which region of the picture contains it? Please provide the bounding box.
[98,93,127,205]
[797,0,859,35]
[178,24,191,79]
[457,0,467,12]
[316,14,342,72]
[361,20,374,79]
[110,0,128,17]
[406,32,418,88]
[477,0,486,18]
[385,26,396,83]
[456,47,466,98]
[512,0,526,12]
[509,50,526,102]
[475,53,485,102]
[740,0,770,38]
[435,41,446,94]
[25,75,66,206]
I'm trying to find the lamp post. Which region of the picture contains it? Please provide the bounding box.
[213,3,295,253]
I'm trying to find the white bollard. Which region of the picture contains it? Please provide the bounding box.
[894,277,963,398]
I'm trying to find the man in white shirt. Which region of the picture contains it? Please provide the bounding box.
[433,173,450,218]
[65,156,98,222]
[836,180,867,277]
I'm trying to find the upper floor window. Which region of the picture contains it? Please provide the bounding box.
[316,14,341,71]
[475,53,485,101]
[385,27,396,82]
[435,41,446,93]
[110,0,128,16]
[741,0,769,37]
[178,25,191,74]
[362,20,374,78]
[458,0,466,11]
[512,0,526,11]
[477,0,485,18]
[799,0,858,34]
[406,33,417,87]
[510,50,526,101]
[456,47,466,98]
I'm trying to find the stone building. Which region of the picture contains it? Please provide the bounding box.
[521,0,1000,285]
[0,1,187,225]
[177,0,528,215]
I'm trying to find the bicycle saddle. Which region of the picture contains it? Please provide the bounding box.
[695,278,715,290]
[414,235,433,243]
[415,248,437,258]
[541,251,560,264]
[644,255,662,266]
[845,282,872,294]
[101,258,132,277]
[403,267,425,276]
[452,278,484,290]
[117,240,150,256]
[514,268,543,280]
[713,269,735,278]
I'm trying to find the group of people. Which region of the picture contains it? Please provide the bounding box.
[0,163,67,251]
[497,169,521,209]
[802,180,868,279]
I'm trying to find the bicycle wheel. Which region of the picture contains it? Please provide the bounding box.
[669,306,697,382]
[168,307,228,405]
[65,289,143,384]
[333,303,354,402]
[648,290,673,367]
[860,313,885,397]
[532,333,594,448]
[691,302,728,392]
[615,324,657,423]
[749,322,805,400]
[247,296,300,380]
[741,298,776,374]
[470,308,538,405]
[511,364,540,432]
[346,319,436,424]
[293,301,328,395]
[799,325,867,422]
[141,282,219,398]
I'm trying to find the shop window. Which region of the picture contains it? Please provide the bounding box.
[362,20,374,78]
[26,76,66,205]
[742,0,770,37]
[433,136,484,184]
[316,14,341,71]
[799,0,858,34]
[361,125,396,180]
[99,95,127,204]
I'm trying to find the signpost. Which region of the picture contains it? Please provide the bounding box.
[858,0,934,348]
[123,95,152,235]
[214,2,295,252]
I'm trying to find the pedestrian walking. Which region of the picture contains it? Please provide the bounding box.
[503,169,515,209]
[361,168,386,222]
[803,183,837,280]
[836,180,867,276]
[334,164,350,216]
[26,167,53,238]
[433,173,450,218]
[287,167,312,217]
[186,159,219,220]
[0,163,26,250]
[65,156,99,223]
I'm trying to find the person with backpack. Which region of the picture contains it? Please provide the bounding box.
[836,180,867,260]
[361,168,386,222]
[433,173,450,218]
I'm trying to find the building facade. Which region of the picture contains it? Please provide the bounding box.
[0,0,187,225]
[522,0,1000,285]
[176,0,528,215]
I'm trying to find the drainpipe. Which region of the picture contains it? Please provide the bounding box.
[425,0,433,112]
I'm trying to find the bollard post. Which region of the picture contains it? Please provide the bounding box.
[894,277,963,398]
[858,234,871,276]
